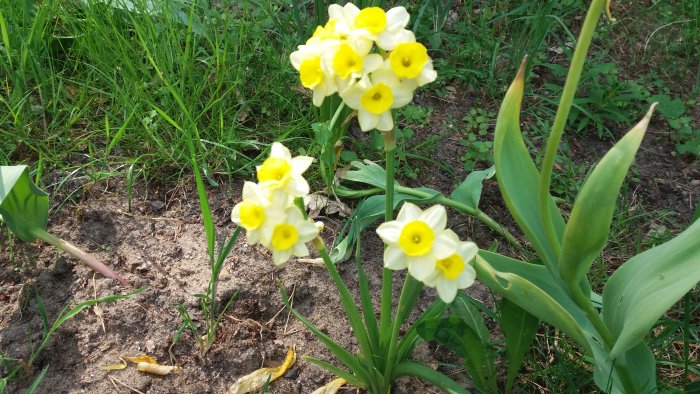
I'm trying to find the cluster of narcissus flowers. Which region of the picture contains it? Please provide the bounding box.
[231,143,320,265]
[377,203,477,303]
[290,3,436,132]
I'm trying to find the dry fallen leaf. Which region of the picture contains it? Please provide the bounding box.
[226,348,296,394]
[136,362,182,376]
[311,378,347,394]
[101,361,127,371]
[123,354,158,364]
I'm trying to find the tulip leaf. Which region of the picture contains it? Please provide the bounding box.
[450,166,495,211]
[591,340,656,394]
[493,59,565,271]
[603,218,700,359]
[0,165,49,242]
[474,250,592,352]
[499,298,539,393]
[559,105,655,286]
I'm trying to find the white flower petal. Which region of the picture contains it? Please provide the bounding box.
[397,202,422,222]
[457,241,479,262]
[391,84,415,108]
[231,203,242,223]
[376,111,393,131]
[270,142,291,160]
[376,221,403,244]
[246,230,259,245]
[432,232,458,259]
[358,109,379,132]
[313,89,325,107]
[287,174,310,196]
[377,29,415,51]
[417,63,437,86]
[408,255,436,281]
[363,54,384,74]
[292,242,310,257]
[339,84,362,109]
[436,279,458,303]
[384,246,407,270]
[455,266,476,288]
[291,156,314,174]
[385,7,410,30]
[297,221,319,240]
[273,249,293,265]
[421,205,447,231]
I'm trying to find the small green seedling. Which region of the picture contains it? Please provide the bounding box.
[0,165,127,286]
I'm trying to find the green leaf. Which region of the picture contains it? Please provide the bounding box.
[591,341,656,394]
[499,298,539,393]
[341,160,399,190]
[0,165,49,242]
[416,316,491,390]
[559,105,655,286]
[450,166,495,211]
[474,251,591,352]
[603,218,700,359]
[451,294,490,342]
[493,60,565,271]
[392,361,468,394]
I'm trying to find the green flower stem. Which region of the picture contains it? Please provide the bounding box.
[30,227,128,286]
[538,0,606,257]
[568,283,637,392]
[312,237,373,364]
[379,128,397,344]
[383,275,423,389]
[328,101,346,131]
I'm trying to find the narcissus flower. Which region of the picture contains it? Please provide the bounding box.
[376,203,456,281]
[422,230,477,303]
[231,181,284,246]
[340,64,413,131]
[290,45,338,106]
[389,42,437,86]
[257,142,314,198]
[269,207,319,265]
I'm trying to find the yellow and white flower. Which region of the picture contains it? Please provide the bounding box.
[290,44,338,107]
[389,42,437,87]
[331,44,383,91]
[257,142,314,199]
[269,207,319,265]
[376,203,457,281]
[422,230,477,303]
[373,7,415,51]
[339,64,414,131]
[231,181,284,246]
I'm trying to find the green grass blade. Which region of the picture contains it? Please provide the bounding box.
[392,361,468,394]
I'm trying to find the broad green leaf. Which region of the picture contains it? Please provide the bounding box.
[591,341,656,393]
[451,293,490,342]
[559,105,656,286]
[493,59,565,271]
[450,166,495,211]
[474,251,591,352]
[341,160,398,190]
[499,298,539,393]
[415,316,491,390]
[0,165,48,242]
[603,218,700,359]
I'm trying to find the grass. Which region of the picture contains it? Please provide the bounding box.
[1,0,698,392]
